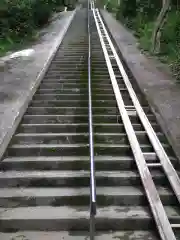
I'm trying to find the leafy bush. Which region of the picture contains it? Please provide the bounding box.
[160,10,180,53]
[106,0,119,13]
[138,21,154,50]
[31,0,53,27]
[113,0,180,81]
[116,0,161,27]
[106,1,113,12]
[116,0,137,29]
[171,56,180,81]
[0,0,65,47]
[136,0,161,21]
[159,10,180,80]
[0,0,34,39]
[116,0,136,20]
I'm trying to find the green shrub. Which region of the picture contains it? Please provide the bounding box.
[160,10,180,54]
[106,0,119,13]
[116,0,137,29]
[159,10,180,81]
[117,0,136,19]
[32,0,52,27]
[138,21,154,50]
[109,0,180,81]
[136,0,161,21]
[0,0,72,55]
[106,1,113,12]
[0,0,65,43]
[171,55,180,81]
[0,0,34,38]
[116,0,161,28]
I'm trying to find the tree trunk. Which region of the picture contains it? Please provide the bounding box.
[151,0,171,53]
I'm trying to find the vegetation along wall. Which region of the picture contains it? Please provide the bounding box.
[0,0,76,55]
[103,0,180,81]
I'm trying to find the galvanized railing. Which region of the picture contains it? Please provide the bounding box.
[92,7,178,240]
[87,1,96,239]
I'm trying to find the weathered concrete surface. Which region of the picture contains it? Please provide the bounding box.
[101,10,180,161]
[0,231,159,240]
[0,10,76,159]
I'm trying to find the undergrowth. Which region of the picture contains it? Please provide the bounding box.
[103,0,180,82]
[0,0,76,56]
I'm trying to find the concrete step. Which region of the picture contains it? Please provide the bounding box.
[45,73,82,78]
[27,105,151,114]
[32,93,135,101]
[0,206,179,231]
[36,88,116,94]
[0,170,166,187]
[22,114,157,124]
[18,123,89,133]
[31,94,145,106]
[0,231,161,240]
[33,93,88,101]
[31,98,134,107]
[1,154,176,171]
[0,156,152,171]
[54,53,87,57]
[26,106,147,115]
[13,133,90,145]
[0,186,175,207]
[49,57,87,61]
[7,143,89,156]
[17,123,159,133]
[30,100,120,108]
[6,143,161,156]
[39,82,117,88]
[53,53,86,57]
[11,132,166,145]
[41,78,115,84]
[27,107,90,115]
[39,82,122,89]
[22,114,89,124]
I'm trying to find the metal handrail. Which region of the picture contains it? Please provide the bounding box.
[87,1,96,240]
[93,8,176,240]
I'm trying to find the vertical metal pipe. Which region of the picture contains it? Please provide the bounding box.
[87,1,96,240]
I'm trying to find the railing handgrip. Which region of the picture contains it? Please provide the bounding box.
[88,1,96,239]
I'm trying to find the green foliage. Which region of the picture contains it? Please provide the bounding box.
[109,0,180,81]
[0,0,69,55]
[160,10,180,81]
[106,1,113,12]
[0,0,33,39]
[138,21,154,50]
[116,0,161,27]
[135,0,161,21]
[160,10,180,53]
[106,0,119,13]
[116,0,136,20]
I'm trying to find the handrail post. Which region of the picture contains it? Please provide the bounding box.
[88,1,96,240]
